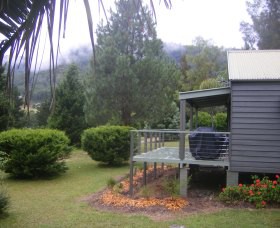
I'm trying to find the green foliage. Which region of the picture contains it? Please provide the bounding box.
[219,175,280,208]
[139,185,155,198]
[81,125,134,165]
[0,129,71,178]
[240,0,280,49]
[107,177,117,189]
[180,37,227,92]
[189,111,227,130]
[84,0,181,127]
[0,67,25,131]
[152,102,179,129]
[36,100,51,127]
[214,112,228,131]
[199,78,221,90]
[190,111,212,129]
[113,182,124,193]
[162,176,180,198]
[0,179,9,215]
[48,64,87,145]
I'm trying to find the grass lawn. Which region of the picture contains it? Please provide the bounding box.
[0,150,280,227]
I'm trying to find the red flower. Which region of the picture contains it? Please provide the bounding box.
[249,190,254,196]
[273,180,277,185]
[256,179,260,183]
[262,184,267,188]
[276,175,279,179]
[257,191,261,195]
[272,185,275,189]
[239,184,243,187]
[261,201,266,206]
[222,188,225,192]
[251,184,254,187]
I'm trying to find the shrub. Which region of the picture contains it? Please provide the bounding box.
[190,111,212,129]
[107,177,117,189]
[162,177,180,198]
[0,181,9,215]
[214,112,227,131]
[0,129,71,178]
[82,125,134,165]
[219,175,280,208]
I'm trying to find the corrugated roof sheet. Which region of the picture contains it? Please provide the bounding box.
[227,50,280,80]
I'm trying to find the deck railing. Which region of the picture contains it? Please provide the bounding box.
[130,129,230,161]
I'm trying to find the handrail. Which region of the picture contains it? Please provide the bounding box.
[131,129,230,134]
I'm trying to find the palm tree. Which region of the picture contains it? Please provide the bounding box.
[0,0,172,110]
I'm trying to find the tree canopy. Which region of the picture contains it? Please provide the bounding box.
[0,0,171,110]
[180,37,227,92]
[240,0,280,49]
[48,64,86,145]
[84,0,180,127]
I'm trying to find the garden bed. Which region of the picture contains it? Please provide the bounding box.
[84,166,249,220]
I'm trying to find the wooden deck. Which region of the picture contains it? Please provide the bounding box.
[133,147,229,167]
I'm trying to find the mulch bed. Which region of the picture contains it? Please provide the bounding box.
[83,166,255,220]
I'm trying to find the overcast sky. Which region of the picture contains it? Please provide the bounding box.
[27,0,251,67]
[57,0,250,53]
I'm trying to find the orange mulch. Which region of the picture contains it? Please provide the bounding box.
[101,190,188,210]
[99,166,189,211]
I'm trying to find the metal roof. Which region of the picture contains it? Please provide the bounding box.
[179,87,231,108]
[228,50,280,80]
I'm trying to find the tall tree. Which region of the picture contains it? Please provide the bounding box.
[0,67,25,131]
[48,64,86,145]
[240,0,280,49]
[0,0,171,111]
[180,37,227,92]
[84,0,180,127]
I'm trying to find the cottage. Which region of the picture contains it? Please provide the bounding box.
[129,50,280,196]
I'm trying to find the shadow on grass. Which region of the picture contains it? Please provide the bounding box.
[0,212,10,220]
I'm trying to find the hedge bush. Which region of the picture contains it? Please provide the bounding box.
[0,129,71,178]
[214,112,228,131]
[189,111,228,131]
[190,111,212,129]
[81,125,134,165]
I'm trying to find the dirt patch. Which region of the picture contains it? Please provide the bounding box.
[82,167,253,220]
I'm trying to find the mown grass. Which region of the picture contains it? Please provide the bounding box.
[0,150,279,228]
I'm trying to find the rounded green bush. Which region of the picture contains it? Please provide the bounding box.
[214,112,228,131]
[190,111,212,129]
[81,125,134,165]
[0,129,71,178]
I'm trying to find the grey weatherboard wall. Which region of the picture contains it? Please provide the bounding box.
[230,81,280,173]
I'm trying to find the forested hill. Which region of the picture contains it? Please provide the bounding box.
[13,43,186,103]
[13,41,228,104]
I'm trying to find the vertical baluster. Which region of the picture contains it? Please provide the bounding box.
[149,132,152,151]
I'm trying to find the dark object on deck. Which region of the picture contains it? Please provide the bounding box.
[189,127,228,160]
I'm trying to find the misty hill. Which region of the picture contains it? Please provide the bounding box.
[13,43,186,104]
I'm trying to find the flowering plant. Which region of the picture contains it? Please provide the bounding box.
[219,175,280,208]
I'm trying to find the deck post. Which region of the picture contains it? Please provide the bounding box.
[153,162,157,179]
[195,107,198,129]
[154,132,157,149]
[180,164,189,197]
[144,132,147,152]
[189,105,193,131]
[179,100,186,160]
[149,132,152,151]
[129,132,134,196]
[143,162,147,185]
[226,171,239,186]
